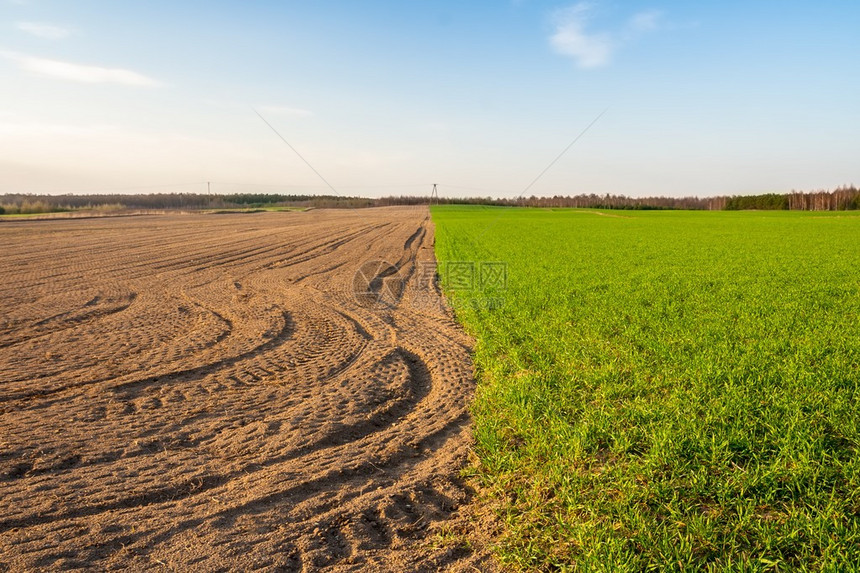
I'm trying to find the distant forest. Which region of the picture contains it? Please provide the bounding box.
[1,186,858,215]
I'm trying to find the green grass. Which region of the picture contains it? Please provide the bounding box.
[431,206,860,571]
[0,212,46,218]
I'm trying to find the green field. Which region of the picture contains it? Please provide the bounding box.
[431,206,860,571]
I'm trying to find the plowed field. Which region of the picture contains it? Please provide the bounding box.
[0,207,483,571]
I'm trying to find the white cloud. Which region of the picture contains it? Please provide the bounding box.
[550,3,612,69]
[550,3,663,69]
[0,51,161,87]
[258,105,314,118]
[16,22,72,40]
[628,10,661,33]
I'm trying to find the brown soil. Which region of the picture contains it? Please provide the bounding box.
[0,207,495,571]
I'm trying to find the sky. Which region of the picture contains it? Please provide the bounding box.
[1,0,858,199]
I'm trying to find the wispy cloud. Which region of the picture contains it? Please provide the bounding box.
[628,10,661,33]
[258,105,314,118]
[0,51,162,87]
[16,21,72,40]
[550,3,663,69]
[550,4,612,69]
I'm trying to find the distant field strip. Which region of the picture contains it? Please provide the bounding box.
[0,208,482,571]
[432,206,860,570]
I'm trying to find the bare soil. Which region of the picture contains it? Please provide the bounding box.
[0,207,492,571]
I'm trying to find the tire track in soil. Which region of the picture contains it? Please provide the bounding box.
[0,207,493,571]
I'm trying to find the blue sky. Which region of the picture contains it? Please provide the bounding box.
[1,1,857,198]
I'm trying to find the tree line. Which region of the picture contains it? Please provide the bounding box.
[2,186,858,214]
[724,187,860,211]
